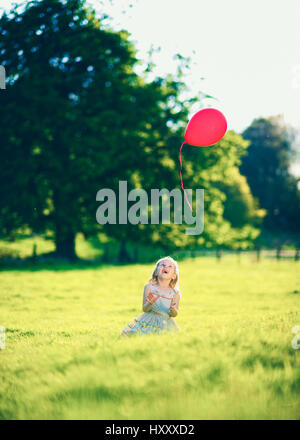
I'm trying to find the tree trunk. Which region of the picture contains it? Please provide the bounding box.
[55,229,77,261]
[31,243,37,263]
[118,239,132,264]
[133,247,139,263]
[53,187,78,261]
[276,245,281,260]
[102,243,110,263]
[216,248,222,261]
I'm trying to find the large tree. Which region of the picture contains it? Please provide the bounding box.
[0,0,189,259]
[240,116,300,236]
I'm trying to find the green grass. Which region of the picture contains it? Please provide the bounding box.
[0,255,299,420]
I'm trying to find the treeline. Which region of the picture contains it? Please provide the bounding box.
[240,116,300,250]
[0,0,299,261]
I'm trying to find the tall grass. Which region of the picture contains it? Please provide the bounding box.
[0,255,299,419]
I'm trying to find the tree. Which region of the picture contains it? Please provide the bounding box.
[240,116,300,236]
[180,130,263,250]
[0,0,188,260]
[218,167,265,229]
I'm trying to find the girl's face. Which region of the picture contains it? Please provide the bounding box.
[158,260,176,281]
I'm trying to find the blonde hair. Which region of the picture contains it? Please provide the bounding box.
[148,256,181,297]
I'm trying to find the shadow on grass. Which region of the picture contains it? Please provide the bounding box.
[0,253,160,272]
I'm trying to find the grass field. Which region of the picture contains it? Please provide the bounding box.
[0,254,299,420]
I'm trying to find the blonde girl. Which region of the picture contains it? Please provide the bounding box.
[120,256,181,337]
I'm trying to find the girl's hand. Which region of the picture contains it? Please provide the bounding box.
[168,306,177,317]
[168,298,178,317]
[146,292,159,305]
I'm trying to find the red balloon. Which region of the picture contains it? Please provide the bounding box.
[184,108,227,147]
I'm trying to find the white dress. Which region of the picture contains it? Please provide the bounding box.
[120,283,180,336]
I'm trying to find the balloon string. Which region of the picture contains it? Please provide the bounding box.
[179,141,193,213]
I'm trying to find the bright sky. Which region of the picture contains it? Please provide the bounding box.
[1,0,300,171]
[92,0,300,133]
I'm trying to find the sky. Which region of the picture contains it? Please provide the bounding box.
[91,0,300,133]
[1,0,300,171]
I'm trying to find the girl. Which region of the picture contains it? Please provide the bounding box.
[120,256,181,337]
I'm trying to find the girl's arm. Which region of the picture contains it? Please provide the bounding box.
[142,284,156,312]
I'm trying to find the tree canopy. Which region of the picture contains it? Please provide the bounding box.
[240,116,300,240]
[0,0,264,260]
